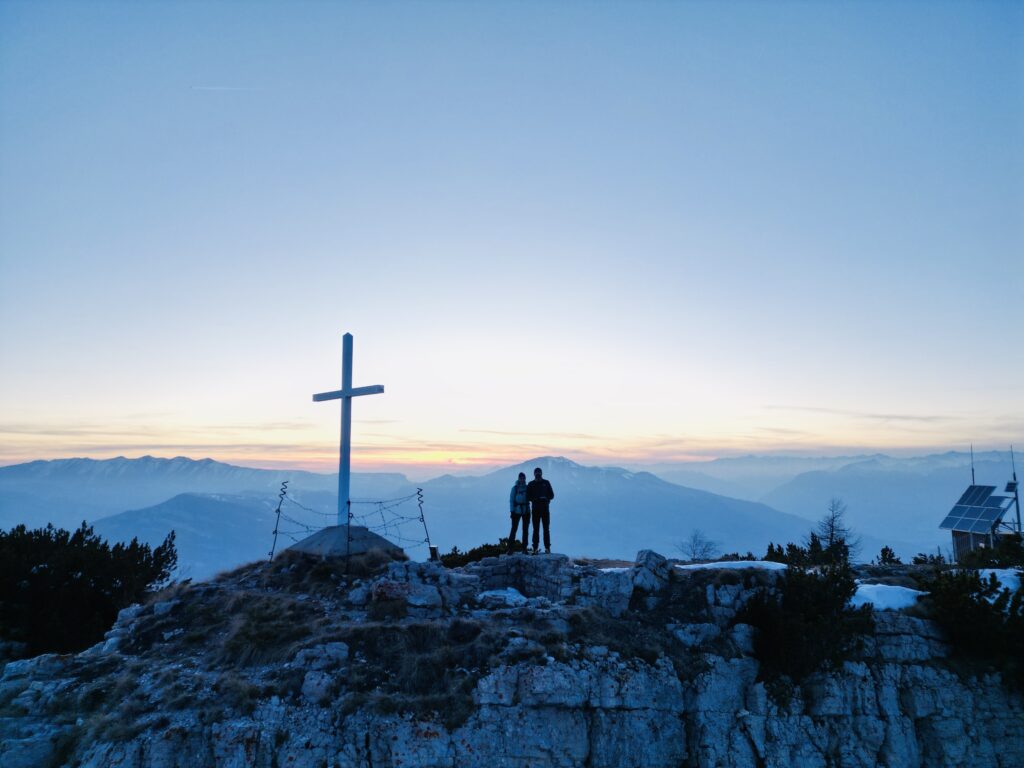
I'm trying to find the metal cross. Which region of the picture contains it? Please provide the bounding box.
[313,333,384,526]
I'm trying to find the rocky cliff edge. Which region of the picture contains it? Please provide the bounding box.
[1,550,1022,768]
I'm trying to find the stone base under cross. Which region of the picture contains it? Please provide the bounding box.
[286,525,405,559]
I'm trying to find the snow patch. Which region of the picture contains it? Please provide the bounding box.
[979,568,1022,594]
[851,583,925,611]
[675,560,788,571]
[599,567,631,573]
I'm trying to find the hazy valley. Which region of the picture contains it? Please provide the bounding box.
[2,451,1010,580]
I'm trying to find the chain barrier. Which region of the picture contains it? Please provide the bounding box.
[270,485,432,557]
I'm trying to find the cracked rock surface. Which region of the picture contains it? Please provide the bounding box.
[1,551,1021,768]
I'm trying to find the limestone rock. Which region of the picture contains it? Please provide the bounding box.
[632,549,670,593]
[577,569,633,617]
[4,550,1024,768]
[478,587,528,609]
[301,671,333,704]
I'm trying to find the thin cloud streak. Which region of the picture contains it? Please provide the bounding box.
[765,406,953,423]
[0,420,316,437]
[460,429,604,440]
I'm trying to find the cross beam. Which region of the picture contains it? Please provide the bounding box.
[312,333,384,526]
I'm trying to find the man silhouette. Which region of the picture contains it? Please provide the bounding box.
[526,466,555,554]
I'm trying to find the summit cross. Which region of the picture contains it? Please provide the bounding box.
[312,333,384,527]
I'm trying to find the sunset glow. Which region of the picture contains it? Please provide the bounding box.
[1,2,1020,477]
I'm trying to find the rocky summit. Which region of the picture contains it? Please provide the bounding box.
[1,550,1022,768]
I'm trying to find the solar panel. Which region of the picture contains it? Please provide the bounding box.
[971,485,996,504]
[939,485,1012,533]
[1007,481,1019,493]
[939,513,961,529]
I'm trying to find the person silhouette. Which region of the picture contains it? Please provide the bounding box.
[507,472,530,553]
[526,467,555,554]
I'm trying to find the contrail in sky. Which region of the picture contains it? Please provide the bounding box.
[190,85,261,92]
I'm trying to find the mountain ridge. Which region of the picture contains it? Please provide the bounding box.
[3,454,928,576]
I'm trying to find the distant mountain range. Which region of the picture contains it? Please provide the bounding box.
[635,450,1019,555]
[632,455,878,500]
[0,455,412,532]
[3,451,1010,579]
[760,453,1018,549]
[93,493,282,582]
[418,456,821,563]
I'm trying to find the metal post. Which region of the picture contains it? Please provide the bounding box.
[338,333,353,528]
[269,480,289,562]
[1012,446,1021,535]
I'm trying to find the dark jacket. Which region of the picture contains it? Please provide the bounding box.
[527,478,555,506]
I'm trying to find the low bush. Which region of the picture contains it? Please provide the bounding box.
[737,565,873,702]
[716,551,758,562]
[440,538,522,568]
[763,534,848,568]
[918,568,1024,687]
[957,535,1024,568]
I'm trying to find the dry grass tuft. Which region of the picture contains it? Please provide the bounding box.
[337,618,502,729]
[210,592,321,667]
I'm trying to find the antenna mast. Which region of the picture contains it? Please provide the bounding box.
[1012,445,1021,535]
[970,443,976,485]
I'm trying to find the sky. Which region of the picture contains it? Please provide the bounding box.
[0,1,1021,480]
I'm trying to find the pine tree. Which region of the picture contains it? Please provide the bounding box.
[0,522,176,657]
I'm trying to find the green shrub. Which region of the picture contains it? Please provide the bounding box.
[876,546,902,565]
[764,534,849,568]
[763,502,857,568]
[737,565,873,699]
[957,535,1024,568]
[717,551,757,562]
[0,522,176,656]
[918,568,1024,687]
[440,538,522,568]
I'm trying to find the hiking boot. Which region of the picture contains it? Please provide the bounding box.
[545,547,551,554]
[531,546,539,555]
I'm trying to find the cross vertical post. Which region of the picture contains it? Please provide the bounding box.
[313,333,384,527]
[339,333,353,527]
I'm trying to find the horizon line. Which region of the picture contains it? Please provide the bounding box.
[1,445,1018,478]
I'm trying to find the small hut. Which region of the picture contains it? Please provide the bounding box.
[939,480,1020,562]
